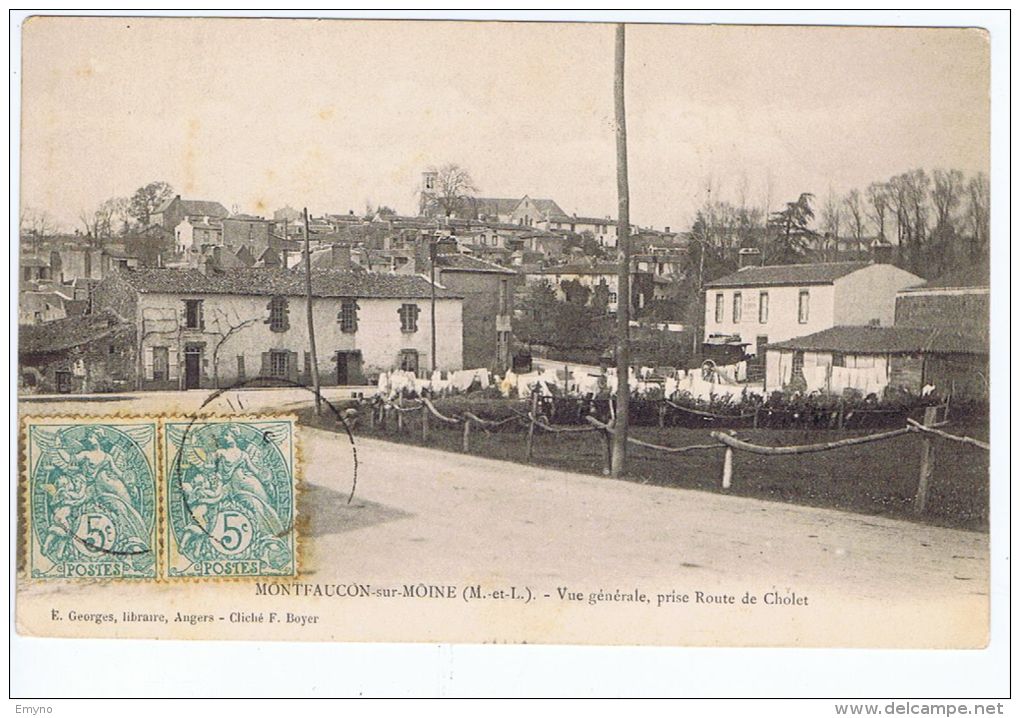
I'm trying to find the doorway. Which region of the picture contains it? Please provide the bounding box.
[336,350,362,385]
[184,346,202,389]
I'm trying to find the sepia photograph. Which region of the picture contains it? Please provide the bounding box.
[10,10,1007,701]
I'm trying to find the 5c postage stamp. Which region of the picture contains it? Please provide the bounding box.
[163,417,298,579]
[24,418,159,580]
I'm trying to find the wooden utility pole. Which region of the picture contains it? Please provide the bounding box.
[429,235,438,373]
[303,207,321,416]
[611,23,631,478]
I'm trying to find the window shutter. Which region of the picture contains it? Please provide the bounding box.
[168,347,179,380]
[288,351,299,383]
[261,351,271,377]
[198,301,205,330]
[143,347,154,380]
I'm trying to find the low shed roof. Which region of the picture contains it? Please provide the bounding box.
[767,325,988,356]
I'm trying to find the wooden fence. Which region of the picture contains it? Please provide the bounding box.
[354,396,982,516]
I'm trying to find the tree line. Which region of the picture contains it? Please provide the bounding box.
[688,168,989,280]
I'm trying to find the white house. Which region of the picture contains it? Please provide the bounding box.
[547,215,621,248]
[94,268,463,390]
[703,261,924,358]
[174,217,224,255]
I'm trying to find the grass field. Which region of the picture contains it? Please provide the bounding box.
[297,407,989,532]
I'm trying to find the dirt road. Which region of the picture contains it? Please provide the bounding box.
[16,391,988,647]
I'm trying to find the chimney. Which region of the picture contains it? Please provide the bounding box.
[330,243,351,271]
[870,239,894,264]
[738,247,761,269]
[664,226,670,234]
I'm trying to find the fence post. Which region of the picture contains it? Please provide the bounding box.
[601,428,613,475]
[396,400,403,432]
[837,398,845,430]
[658,402,666,428]
[721,447,733,489]
[753,406,760,429]
[913,405,938,514]
[421,404,429,442]
[462,418,471,453]
[368,403,375,431]
[524,390,538,463]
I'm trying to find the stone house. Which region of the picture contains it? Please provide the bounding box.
[94,268,463,390]
[431,253,517,371]
[152,195,229,229]
[509,196,571,229]
[221,214,272,255]
[524,261,655,315]
[703,261,924,361]
[19,310,135,394]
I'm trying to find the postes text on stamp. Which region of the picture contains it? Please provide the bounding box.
[25,418,158,580]
[164,417,297,578]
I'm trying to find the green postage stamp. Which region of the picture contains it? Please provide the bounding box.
[25,418,159,580]
[164,417,298,579]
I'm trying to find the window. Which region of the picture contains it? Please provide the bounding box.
[184,299,203,329]
[399,349,419,374]
[236,355,246,381]
[608,292,618,305]
[268,296,289,332]
[732,292,742,323]
[714,293,724,323]
[339,299,359,333]
[832,352,845,368]
[152,347,169,381]
[269,350,289,378]
[798,290,810,324]
[758,292,769,324]
[499,279,509,314]
[399,303,420,333]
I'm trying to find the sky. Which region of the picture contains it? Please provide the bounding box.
[19,17,990,233]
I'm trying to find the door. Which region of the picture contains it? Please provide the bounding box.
[336,352,349,385]
[184,347,201,389]
[336,351,362,385]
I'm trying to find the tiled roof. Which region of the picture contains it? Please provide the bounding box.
[466,197,522,216]
[556,215,613,225]
[19,310,129,354]
[155,196,229,218]
[768,325,988,355]
[529,198,570,221]
[436,253,516,274]
[112,268,459,299]
[705,262,871,288]
[531,262,620,276]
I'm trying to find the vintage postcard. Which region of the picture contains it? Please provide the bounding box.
[15,16,993,650]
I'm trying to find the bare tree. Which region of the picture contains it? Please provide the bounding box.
[79,197,130,245]
[928,168,965,276]
[136,307,180,390]
[820,187,843,260]
[427,163,478,217]
[964,172,990,263]
[206,306,259,388]
[843,189,867,254]
[887,169,930,274]
[20,206,58,238]
[866,182,891,240]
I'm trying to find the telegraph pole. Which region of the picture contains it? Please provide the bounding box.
[429,234,438,373]
[611,23,631,478]
[303,207,321,415]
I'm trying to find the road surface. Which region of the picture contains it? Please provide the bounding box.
[16,389,988,647]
